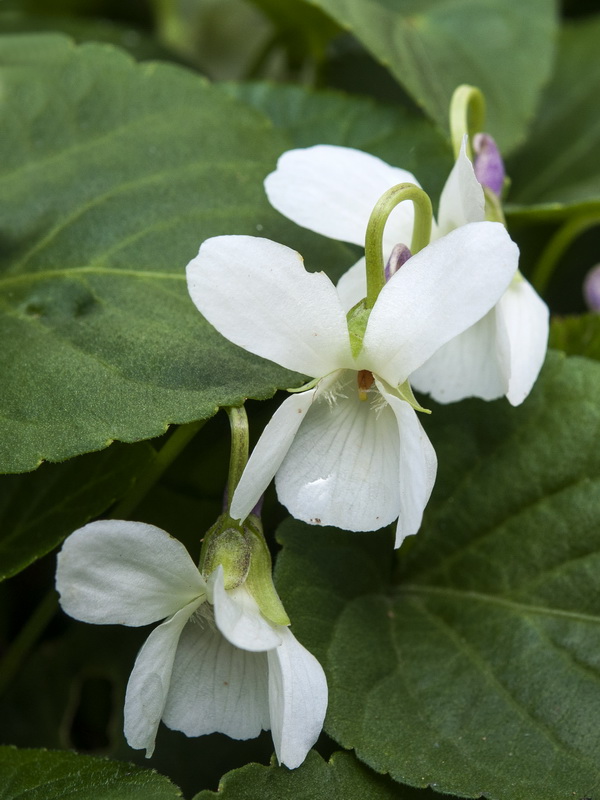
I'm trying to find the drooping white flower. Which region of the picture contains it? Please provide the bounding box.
[186,225,518,544]
[55,519,327,768]
[265,143,549,406]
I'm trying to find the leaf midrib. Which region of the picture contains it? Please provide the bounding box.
[399,583,600,626]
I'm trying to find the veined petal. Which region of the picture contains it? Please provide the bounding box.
[124,598,202,757]
[361,222,519,387]
[410,309,509,403]
[56,520,206,627]
[436,137,485,237]
[186,235,352,378]
[336,257,367,312]
[210,567,281,652]
[161,610,270,741]
[230,383,321,523]
[267,627,328,769]
[265,145,418,248]
[275,372,401,532]
[497,275,549,406]
[377,381,437,546]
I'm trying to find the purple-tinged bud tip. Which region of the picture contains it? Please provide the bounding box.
[473,133,505,197]
[385,243,412,282]
[583,264,600,312]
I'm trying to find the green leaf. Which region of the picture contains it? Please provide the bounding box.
[507,16,600,217]
[0,34,354,474]
[276,352,600,799]
[306,0,557,153]
[0,441,154,581]
[0,746,182,800]
[193,750,431,800]
[549,313,600,361]
[220,81,453,203]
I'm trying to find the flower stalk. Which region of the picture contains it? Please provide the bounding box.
[364,182,433,309]
[449,84,486,160]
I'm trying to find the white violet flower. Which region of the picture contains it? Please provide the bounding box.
[264,143,549,406]
[55,519,327,768]
[186,223,518,544]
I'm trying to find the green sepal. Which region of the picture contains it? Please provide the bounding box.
[397,380,431,414]
[199,515,251,590]
[346,300,371,359]
[245,516,291,627]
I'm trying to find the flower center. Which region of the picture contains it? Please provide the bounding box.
[357,369,374,401]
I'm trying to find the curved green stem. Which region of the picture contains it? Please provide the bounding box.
[449,84,486,160]
[225,406,249,513]
[531,213,600,294]
[364,183,433,309]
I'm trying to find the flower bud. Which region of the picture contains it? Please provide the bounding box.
[583,264,600,312]
[473,133,505,197]
[385,243,412,281]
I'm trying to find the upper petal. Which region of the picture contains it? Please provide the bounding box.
[377,381,437,546]
[123,598,202,757]
[56,520,206,627]
[187,235,353,378]
[161,611,270,741]
[497,275,549,406]
[436,136,485,237]
[265,145,418,248]
[210,567,282,652]
[409,308,509,403]
[230,385,320,523]
[275,371,401,532]
[267,627,328,769]
[361,222,519,387]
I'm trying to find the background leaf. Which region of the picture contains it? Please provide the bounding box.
[507,15,600,216]
[0,34,354,474]
[193,750,434,800]
[305,0,558,152]
[220,81,453,203]
[0,441,154,581]
[0,746,183,800]
[549,313,600,360]
[276,352,600,800]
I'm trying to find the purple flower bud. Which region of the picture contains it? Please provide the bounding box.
[473,133,505,197]
[385,243,412,281]
[583,263,600,312]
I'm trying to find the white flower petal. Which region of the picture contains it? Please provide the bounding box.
[230,384,320,523]
[265,145,418,248]
[336,257,367,312]
[275,372,401,532]
[267,626,328,769]
[410,309,509,403]
[124,598,202,757]
[56,520,206,627]
[377,381,437,546]
[498,275,549,406]
[361,222,519,387]
[436,137,485,237]
[210,567,281,652]
[186,235,352,378]
[161,611,270,741]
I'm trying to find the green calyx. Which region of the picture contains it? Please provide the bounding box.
[397,379,431,414]
[346,299,371,358]
[199,515,251,590]
[244,515,290,627]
